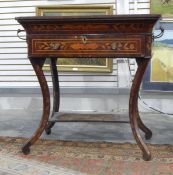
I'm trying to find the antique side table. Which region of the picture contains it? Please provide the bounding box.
[16,14,160,161]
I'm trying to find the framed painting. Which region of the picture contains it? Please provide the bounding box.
[142,26,173,91]
[143,2,173,91]
[36,5,113,72]
[150,0,173,21]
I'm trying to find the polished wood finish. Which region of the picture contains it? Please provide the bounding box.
[22,58,50,154]
[16,14,160,160]
[45,58,59,135]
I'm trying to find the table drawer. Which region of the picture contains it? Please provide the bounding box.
[29,34,145,58]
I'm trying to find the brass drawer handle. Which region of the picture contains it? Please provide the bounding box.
[49,43,60,50]
[111,43,117,50]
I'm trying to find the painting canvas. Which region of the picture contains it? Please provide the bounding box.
[142,28,173,91]
[150,0,173,19]
[145,1,173,90]
[36,6,113,72]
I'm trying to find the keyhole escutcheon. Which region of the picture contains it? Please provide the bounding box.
[81,36,87,44]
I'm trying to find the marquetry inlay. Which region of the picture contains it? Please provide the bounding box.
[30,23,153,33]
[32,38,141,55]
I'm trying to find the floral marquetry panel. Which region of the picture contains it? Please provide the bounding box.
[30,35,144,58]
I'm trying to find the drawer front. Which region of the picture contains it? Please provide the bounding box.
[29,35,145,58]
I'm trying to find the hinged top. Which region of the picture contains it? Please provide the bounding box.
[15,14,161,35]
[16,14,161,23]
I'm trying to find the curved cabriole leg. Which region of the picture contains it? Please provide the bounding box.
[45,58,60,135]
[135,59,152,140]
[22,58,50,154]
[129,58,151,161]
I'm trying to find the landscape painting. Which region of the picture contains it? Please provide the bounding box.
[143,29,173,91]
[150,0,173,18]
[36,6,113,72]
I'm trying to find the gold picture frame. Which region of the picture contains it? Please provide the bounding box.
[36,5,113,72]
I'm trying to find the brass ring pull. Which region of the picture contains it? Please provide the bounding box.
[152,26,164,41]
[49,43,60,50]
[17,29,26,40]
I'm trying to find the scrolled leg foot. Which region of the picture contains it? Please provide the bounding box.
[137,114,153,140]
[22,142,31,155]
[45,121,55,135]
[45,128,51,135]
[145,131,152,140]
[143,152,152,161]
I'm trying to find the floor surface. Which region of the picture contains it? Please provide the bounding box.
[0,109,173,145]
